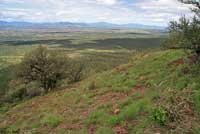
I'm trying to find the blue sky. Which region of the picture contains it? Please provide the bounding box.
[0,0,192,26]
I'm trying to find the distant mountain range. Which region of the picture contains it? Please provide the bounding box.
[0,21,166,29]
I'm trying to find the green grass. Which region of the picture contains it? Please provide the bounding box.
[0,28,164,100]
[96,127,114,134]
[41,114,63,128]
[0,28,167,133]
[1,49,200,133]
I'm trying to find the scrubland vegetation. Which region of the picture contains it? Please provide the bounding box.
[0,28,163,103]
[1,1,200,133]
[1,49,200,134]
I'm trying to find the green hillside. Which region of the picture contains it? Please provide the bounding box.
[1,50,200,134]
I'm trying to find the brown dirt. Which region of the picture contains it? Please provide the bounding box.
[88,85,147,116]
[168,55,199,67]
[57,123,84,130]
[115,64,132,73]
[188,55,199,64]
[115,66,127,73]
[168,58,185,67]
[92,85,147,113]
[182,68,190,74]
[93,91,127,108]
[113,125,128,134]
[88,125,98,134]
[128,85,146,96]
[148,127,166,134]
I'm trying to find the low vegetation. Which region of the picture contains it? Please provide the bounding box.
[1,50,200,133]
[0,28,162,103]
[0,46,92,102]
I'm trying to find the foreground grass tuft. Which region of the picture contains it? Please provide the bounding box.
[41,114,63,128]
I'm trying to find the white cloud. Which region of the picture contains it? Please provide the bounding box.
[132,0,193,24]
[0,0,193,26]
[96,0,118,5]
[134,0,192,12]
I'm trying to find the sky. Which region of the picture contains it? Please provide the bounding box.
[0,0,193,26]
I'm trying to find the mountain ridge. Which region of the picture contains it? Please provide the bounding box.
[0,21,166,29]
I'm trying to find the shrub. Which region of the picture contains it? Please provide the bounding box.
[7,84,26,101]
[165,89,194,122]
[163,1,200,58]
[67,60,85,83]
[25,81,44,98]
[16,46,70,93]
[157,89,199,133]
[5,81,44,101]
[0,68,12,96]
[0,104,9,113]
[14,46,86,96]
[152,106,167,126]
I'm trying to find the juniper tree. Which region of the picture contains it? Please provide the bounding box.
[164,0,200,57]
[17,46,70,92]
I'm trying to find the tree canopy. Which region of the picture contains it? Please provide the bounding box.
[164,0,200,57]
[17,46,70,92]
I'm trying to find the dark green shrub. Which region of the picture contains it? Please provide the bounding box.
[0,68,12,96]
[163,1,200,58]
[67,60,85,83]
[15,46,86,93]
[152,106,167,126]
[25,81,44,98]
[16,46,70,93]
[8,84,26,100]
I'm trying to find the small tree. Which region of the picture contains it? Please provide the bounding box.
[67,60,85,83]
[17,46,70,92]
[164,0,200,57]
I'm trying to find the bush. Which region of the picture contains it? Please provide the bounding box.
[152,106,167,126]
[16,46,71,93]
[25,81,44,98]
[67,60,85,83]
[7,84,26,101]
[5,81,44,101]
[4,46,87,101]
[163,1,200,58]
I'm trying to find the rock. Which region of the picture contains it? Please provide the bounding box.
[114,109,120,114]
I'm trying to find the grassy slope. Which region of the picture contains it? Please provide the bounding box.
[1,50,200,134]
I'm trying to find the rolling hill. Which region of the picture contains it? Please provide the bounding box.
[0,50,200,134]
